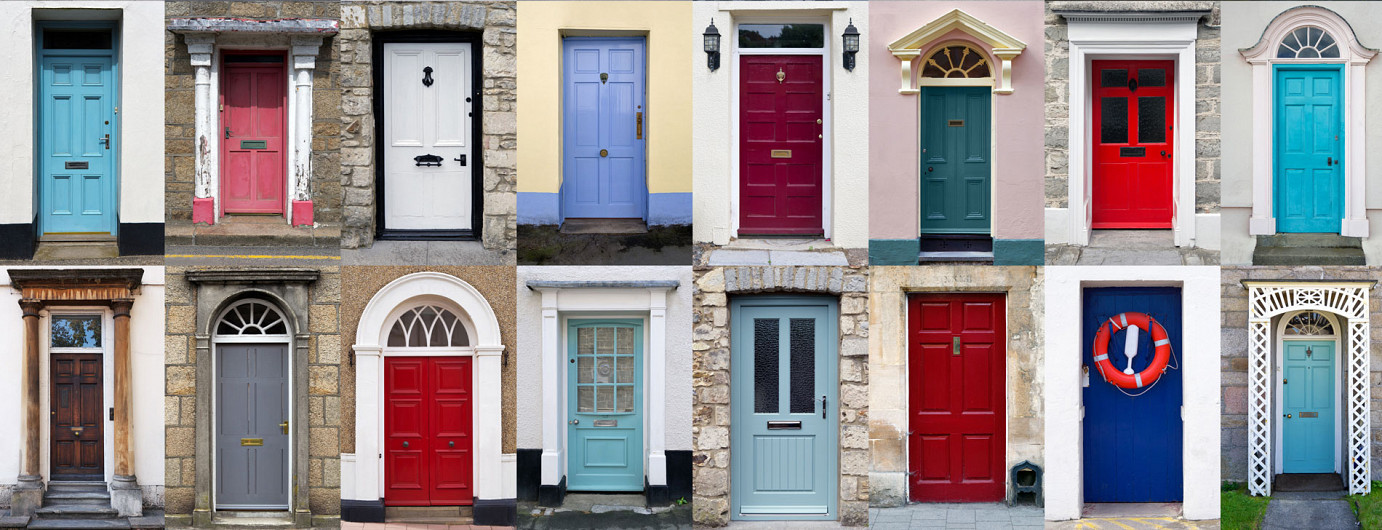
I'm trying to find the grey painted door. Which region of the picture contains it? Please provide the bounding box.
[217,344,289,509]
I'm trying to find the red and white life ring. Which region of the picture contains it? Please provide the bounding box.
[1092,312,1171,389]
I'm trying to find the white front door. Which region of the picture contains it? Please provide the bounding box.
[383,42,473,231]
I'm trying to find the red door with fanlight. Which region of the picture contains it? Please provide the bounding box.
[221,52,287,215]
[1091,60,1174,228]
[739,55,824,235]
[908,293,1005,502]
[385,357,473,506]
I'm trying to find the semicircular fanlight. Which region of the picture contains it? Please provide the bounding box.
[1278,26,1340,59]
[387,305,470,348]
[215,300,289,336]
[1284,311,1335,336]
[921,45,992,79]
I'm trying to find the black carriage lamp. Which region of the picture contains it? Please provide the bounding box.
[704,19,722,71]
[842,18,860,71]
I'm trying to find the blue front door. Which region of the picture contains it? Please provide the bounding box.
[567,320,643,491]
[561,38,647,220]
[1282,340,1335,473]
[919,86,991,235]
[1275,66,1343,233]
[731,296,837,520]
[40,54,117,236]
[1082,287,1183,502]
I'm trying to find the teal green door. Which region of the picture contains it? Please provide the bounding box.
[40,54,117,236]
[1275,66,1343,233]
[731,296,837,520]
[567,320,643,491]
[1282,340,1334,473]
[920,86,990,235]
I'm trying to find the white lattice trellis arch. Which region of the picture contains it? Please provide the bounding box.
[1244,281,1373,496]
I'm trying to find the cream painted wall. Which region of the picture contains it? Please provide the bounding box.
[1220,1,1382,264]
[867,2,1045,241]
[515,1,693,195]
[691,1,870,248]
[0,1,165,225]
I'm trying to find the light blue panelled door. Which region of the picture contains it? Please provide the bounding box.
[561,38,647,220]
[567,320,643,491]
[1275,66,1343,233]
[40,55,117,236]
[731,296,837,520]
[1282,340,1335,473]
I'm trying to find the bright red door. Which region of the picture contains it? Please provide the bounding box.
[385,357,473,506]
[221,53,287,214]
[1091,60,1174,228]
[739,55,824,235]
[908,293,1005,502]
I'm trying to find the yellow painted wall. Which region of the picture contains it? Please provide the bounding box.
[516,1,693,194]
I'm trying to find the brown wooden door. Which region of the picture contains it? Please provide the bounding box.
[51,353,103,479]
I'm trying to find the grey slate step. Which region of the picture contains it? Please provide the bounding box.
[1257,233,1363,248]
[43,490,113,505]
[1253,245,1366,265]
[34,504,120,519]
[27,519,130,529]
[45,481,108,491]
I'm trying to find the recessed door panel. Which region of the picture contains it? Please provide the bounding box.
[1275,67,1342,233]
[221,56,287,214]
[216,344,289,508]
[1282,341,1334,473]
[1091,61,1174,228]
[383,42,474,231]
[561,38,647,220]
[40,55,115,235]
[919,87,991,235]
[51,353,103,479]
[907,294,1005,502]
[568,321,643,491]
[385,356,474,506]
[739,55,824,236]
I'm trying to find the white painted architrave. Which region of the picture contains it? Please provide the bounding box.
[1239,6,1377,237]
[346,272,509,504]
[1244,281,1372,497]
[1059,11,1207,248]
[528,281,677,492]
[885,9,1026,95]
[1271,311,1343,475]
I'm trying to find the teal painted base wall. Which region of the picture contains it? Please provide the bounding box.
[869,239,920,265]
[994,239,1044,266]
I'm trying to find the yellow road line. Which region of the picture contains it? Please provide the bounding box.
[165,254,341,260]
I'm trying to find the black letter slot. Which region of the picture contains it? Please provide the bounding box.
[65,161,89,170]
[414,154,444,167]
[766,421,802,430]
[1119,147,1146,157]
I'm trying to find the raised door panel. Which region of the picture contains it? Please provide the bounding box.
[738,56,824,235]
[383,43,474,231]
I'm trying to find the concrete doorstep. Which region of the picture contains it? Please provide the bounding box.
[517,496,690,530]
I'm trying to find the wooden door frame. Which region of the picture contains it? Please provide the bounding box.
[217,49,289,217]
[372,30,484,241]
[1272,310,1343,475]
[43,307,113,482]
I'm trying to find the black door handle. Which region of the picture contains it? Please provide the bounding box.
[454,154,466,166]
[821,395,827,419]
[1328,157,1334,166]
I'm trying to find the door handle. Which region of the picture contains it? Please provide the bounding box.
[1285,414,1292,419]
[279,421,288,434]
[636,112,643,140]
[454,154,466,166]
[821,395,828,419]
[99,134,110,149]
[1328,157,1334,166]
[449,441,455,448]
[403,441,409,448]
[71,427,83,436]
[569,419,579,425]
[927,167,934,173]
[224,127,230,139]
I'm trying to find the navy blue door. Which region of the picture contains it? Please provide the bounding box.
[1082,287,1183,502]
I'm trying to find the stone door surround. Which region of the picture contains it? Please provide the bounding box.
[8,268,145,517]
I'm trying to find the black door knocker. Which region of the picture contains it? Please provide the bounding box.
[1127,76,1138,92]
[600,72,608,84]
[414,154,443,167]
[422,66,434,87]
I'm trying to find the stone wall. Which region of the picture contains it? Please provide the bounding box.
[1043,2,1221,213]
[1220,266,1382,482]
[337,1,518,251]
[163,266,343,524]
[164,1,342,224]
[691,266,870,526]
[867,266,1044,507]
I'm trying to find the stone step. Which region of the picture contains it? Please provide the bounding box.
[34,504,120,519]
[44,490,112,505]
[45,481,109,490]
[27,519,130,529]
[1257,233,1362,248]
[1253,245,1366,266]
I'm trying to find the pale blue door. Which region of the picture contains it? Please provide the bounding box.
[1282,340,1334,473]
[731,297,837,520]
[567,320,643,491]
[561,38,647,220]
[40,55,116,236]
[1275,66,1342,233]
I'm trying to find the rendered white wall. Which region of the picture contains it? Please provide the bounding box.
[0,1,164,225]
[1043,266,1220,521]
[691,1,870,249]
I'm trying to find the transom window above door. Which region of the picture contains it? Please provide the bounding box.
[1278,26,1340,59]
[388,304,470,348]
[922,45,990,78]
[51,315,101,348]
[738,24,825,49]
[574,326,636,413]
[1285,311,1335,335]
[216,299,288,336]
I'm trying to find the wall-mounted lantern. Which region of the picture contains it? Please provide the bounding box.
[704,19,721,71]
[842,18,860,71]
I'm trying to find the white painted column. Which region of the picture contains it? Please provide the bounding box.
[1174,45,1197,248]
[539,290,563,486]
[646,288,669,487]
[1066,44,1089,246]
[351,346,382,501]
[1343,63,1369,237]
[184,34,217,222]
[289,36,323,226]
[1248,63,1276,235]
[474,345,506,500]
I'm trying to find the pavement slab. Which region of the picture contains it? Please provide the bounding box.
[869,503,1043,530]
[343,240,512,266]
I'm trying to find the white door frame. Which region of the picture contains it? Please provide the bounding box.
[40,307,116,484]
[1271,310,1343,474]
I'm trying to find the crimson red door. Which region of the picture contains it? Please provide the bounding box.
[385,357,473,506]
[739,55,824,235]
[52,353,104,479]
[908,293,1005,502]
[1091,60,1174,228]
[221,53,287,214]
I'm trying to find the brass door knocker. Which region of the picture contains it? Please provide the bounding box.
[600,72,609,84]
[776,67,786,84]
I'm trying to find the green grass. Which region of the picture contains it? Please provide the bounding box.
[1221,481,1271,530]
[1348,480,1382,529]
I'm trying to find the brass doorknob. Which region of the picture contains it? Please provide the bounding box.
[1285,414,1292,419]
[279,421,289,434]
[600,149,608,157]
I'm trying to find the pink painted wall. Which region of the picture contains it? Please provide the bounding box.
[868,1,1046,241]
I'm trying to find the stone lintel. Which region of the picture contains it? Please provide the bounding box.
[167,17,339,36]
[186,268,321,285]
[526,280,680,290]
[1050,1,1213,14]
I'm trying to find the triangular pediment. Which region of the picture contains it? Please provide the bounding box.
[887,9,1026,57]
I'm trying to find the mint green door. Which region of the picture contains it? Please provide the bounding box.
[731,296,837,520]
[567,320,643,491]
[919,86,990,235]
[1282,340,1334,473]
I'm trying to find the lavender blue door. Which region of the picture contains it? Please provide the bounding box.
[40,54,116,236]
[561,37,647,220]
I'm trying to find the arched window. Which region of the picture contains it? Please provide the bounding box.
[387,304,470,347]
[1278,26,1340,58]
[215,299,288,336]
[921,45,991,78]
[1284,311,1335,335]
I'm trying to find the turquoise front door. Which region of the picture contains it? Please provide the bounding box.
[1275,66,1343,233]
[567,320,643,491]
[40,54,117,236]
[731,296,837,520]
[1282,340,1335,473]
[919,86,990,235]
